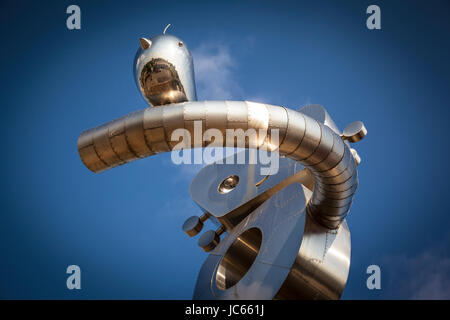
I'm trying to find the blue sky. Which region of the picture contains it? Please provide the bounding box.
[1,0,450,299]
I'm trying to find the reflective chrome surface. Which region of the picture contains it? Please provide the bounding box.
[190,105,353,299]
[193,183,351,299]
[189,148,312,230]
[78,101,363,299]
[183,212,210,237]
[342,121,367,143]
[216,227,263,290]
[198,225,226,252]
[134,34,197,106]
[78,29,367,299]
[218,175,240,194]
[78,101,363,229]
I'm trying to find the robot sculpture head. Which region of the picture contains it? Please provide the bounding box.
[133,32,197,107]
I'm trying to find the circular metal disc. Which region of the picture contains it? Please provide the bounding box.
[182,216,203,237]
[342,121,367,143]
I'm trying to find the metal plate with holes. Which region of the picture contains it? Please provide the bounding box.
[189,149,312,229]
[73,17,367,300]
[193,182,351,300]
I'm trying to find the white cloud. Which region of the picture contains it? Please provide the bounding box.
[169,44,243,180]
[192,44,242,100]
[171,44,261,181]
[380,232,450,299]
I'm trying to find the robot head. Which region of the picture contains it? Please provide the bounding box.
[133,32,197,107]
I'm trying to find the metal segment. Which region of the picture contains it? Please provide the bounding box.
[77,101,359,229]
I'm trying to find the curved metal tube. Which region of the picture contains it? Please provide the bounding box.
[78,101,358,229]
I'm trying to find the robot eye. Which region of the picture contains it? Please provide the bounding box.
[139,58,188,106]
[178,41,183,47]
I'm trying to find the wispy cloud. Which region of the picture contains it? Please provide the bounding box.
[168,43,243,181]
[380,232,450,299]
[192,44,242,100]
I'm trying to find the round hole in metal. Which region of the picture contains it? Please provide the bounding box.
[216,227,262,290]
[218,175,239,194]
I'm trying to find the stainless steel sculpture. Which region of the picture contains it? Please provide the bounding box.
[77,29,367,299]
[134,30,196,106]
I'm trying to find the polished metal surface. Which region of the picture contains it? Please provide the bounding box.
[189,149,312,230]
[198,225,226,252]
[134,34,197,106]
[190,105,353,299]
[193,183,350,299]
[78,101,361,230]
[350,148,361,166]
[78,31,367,300]
[216,227,262,290]
[218,175,240,194]
[183,215,205,237]
[342,121,367,143]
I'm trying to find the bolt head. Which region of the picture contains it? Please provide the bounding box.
[198,230,220,252]
[342,121,367,143]
[182,216,204,237]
